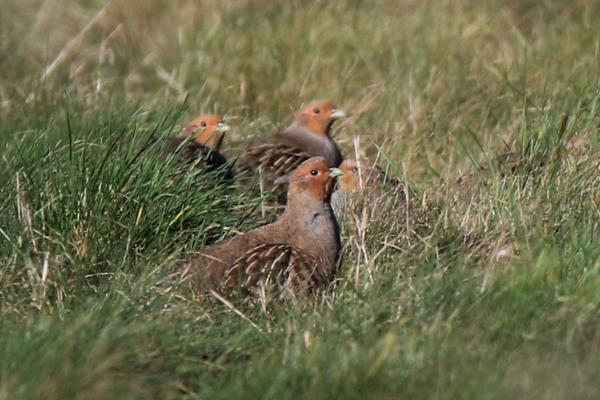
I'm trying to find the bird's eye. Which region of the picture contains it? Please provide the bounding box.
[352,167,359,175]
[313,108,320,114]
[200,121,207,127]
[310,169,319,176]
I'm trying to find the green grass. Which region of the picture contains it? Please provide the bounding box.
[1,0,600,398]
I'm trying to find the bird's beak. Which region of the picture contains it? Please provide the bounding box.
[217,122,231,133]
[329,167,344,178]
[330,109,346,119]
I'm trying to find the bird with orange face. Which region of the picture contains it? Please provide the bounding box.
[335,159,384,193]
[167,114,233,179]
[177,157,344,302]
[331,158,381,218]
[238,100,345,190]
[330,157,436,243]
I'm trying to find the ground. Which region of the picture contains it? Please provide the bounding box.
[1,0,599,399]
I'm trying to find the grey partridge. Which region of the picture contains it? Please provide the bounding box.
[166,114,233,179]
[456,137,589,190]
[328,158,441,285]
[237,100,345,190]
[178,156,344,302]
[456,151,523,189]
[331,158,416,219]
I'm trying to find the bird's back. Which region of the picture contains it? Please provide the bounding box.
[166,137,234,180]
[181,210,339,300]
[237,130,341,194]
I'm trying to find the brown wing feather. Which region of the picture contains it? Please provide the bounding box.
[283,247,332,300]
[222,243,329,301]
[240,143,311,177]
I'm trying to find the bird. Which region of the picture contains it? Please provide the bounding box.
[455,113,573,191]
[166,114,233,179]
[237,100,345,191]
[456,151,522,189]
[329,156,438,261]
[331,158,380,217]
[335,159,385,193]
[177,156,344,302]
[457,134,589,190]
[331,158,415,218]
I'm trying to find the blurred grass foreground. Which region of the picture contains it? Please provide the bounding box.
[1,0,600,399]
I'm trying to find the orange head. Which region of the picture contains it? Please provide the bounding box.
[337,159,382,192]
[294,100,345,137]
[287,157,344,204]
[179,114,230,151]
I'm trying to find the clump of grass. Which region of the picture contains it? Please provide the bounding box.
[1,0,600,398]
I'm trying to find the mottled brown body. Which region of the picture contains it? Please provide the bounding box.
[238,101,345,190]
[179,157,343,302]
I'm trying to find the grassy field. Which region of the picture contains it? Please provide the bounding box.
[1,0,599,398]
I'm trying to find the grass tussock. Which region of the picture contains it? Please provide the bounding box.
[1,0,600,398]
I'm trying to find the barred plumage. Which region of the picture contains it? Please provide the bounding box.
[177,157,344,304]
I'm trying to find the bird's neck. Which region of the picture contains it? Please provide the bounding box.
[284,193,329,217]
[283,123,341,166]
[279,195,335,238]
[284,121,329,140]
[285,190,337,232]
[278,196,339,264]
